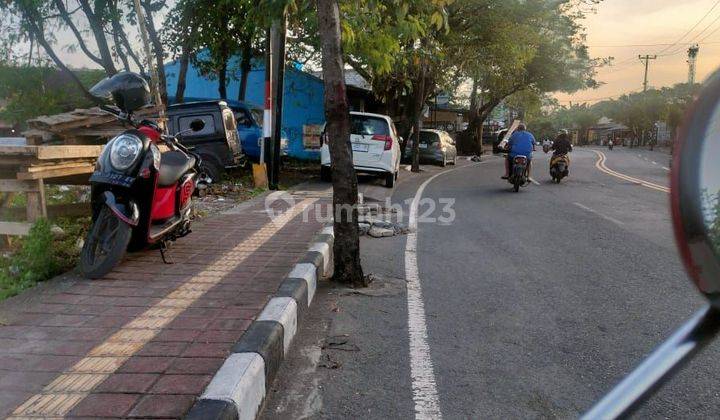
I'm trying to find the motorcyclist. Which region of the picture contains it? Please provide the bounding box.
[552,130,573,156]
[502,123,536,179]
[542,138,552,153]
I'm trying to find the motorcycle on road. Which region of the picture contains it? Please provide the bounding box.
[508,155,529,192]
[80,72,209,279]
[549,153,569,183]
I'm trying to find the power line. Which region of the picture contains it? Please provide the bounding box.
[588,40,720,48]
[654,0,720,55]
[699,23,720,42]
[688,11,720,43]
[663,9,720,55]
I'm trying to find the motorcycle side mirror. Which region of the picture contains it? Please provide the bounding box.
[672,73,720,297]
[583,69,720,419]
[189,119,205,132]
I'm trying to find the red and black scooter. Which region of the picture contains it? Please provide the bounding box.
[80,72,208,278]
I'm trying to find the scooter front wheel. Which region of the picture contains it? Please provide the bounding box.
[80,206,132,279]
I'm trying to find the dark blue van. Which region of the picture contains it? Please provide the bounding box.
[224,100,263,161]
[168,97,264,162]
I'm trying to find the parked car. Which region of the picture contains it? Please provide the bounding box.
[226,101,289,161]
[226,101,262,161]
[166,100,243,181]
[320,112,401,188]
[403,129,458,166]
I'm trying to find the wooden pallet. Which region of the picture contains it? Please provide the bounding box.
[23,106,158,145]
[0,145,102,238]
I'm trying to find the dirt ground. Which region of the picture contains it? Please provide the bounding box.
[194,160,320,216]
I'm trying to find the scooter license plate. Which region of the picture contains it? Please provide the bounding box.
[89,171,135,188]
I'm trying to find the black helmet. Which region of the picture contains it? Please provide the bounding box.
[90,71,151,113]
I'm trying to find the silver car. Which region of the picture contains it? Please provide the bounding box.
[404,129,458,166]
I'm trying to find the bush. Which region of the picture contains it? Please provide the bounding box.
[0,217,86,300]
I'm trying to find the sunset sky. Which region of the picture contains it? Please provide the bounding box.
[555,0,720,104]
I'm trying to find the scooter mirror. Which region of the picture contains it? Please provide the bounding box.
[189,119,205,132]
[672,69,720,302]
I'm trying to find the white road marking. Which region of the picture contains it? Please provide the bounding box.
[404,159,491,419]
[651,161,657,165]
[661,166,670,171]
[573,202,625,226]
[529,177,540,186]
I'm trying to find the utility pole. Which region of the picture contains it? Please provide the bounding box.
[269,17,287,190]
[687,44,699,85]
[638,54,657,92]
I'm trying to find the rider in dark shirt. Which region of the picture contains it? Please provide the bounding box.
[553,131,573,155]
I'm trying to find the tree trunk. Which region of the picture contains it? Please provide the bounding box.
[78,0,118,75]
[116,24,144,73]
[316,0,365,287]
[477,123,484,155]
[217,39,229,100]
[175,40,193,103]
[111,27,131,71]
[218,60,228,99]
[411,61,426,173]
[54,0,104,67]
[237,40,252,101]
[141,0,168,105]
[469,78,478,115]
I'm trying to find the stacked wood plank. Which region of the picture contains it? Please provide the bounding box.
[0,145,104,238]
[0,106,159,240]
[23,106,158,145]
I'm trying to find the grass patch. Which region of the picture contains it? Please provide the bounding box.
[0,216,88,301]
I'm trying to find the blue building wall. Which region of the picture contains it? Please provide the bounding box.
[164,57,325,160]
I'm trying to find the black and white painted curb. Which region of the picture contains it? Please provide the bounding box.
[185,225,334,420]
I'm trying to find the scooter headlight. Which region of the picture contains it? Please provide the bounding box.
[110,134,142,170]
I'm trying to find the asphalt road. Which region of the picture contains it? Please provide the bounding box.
[261,146,719,419]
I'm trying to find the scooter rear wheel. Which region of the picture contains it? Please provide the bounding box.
[80,206,132,279]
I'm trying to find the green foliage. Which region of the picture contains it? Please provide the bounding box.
[703,190,720,256]
[424,0,604,141]
[16,219,56,283]
[0,216,88,301]
[1,219,51,299]
[0,63,104,127]
[164,0,266,99]
[527,82,701,142]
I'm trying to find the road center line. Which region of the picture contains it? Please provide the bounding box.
[592,150,669,193]
[10,198,317,418]
[573,202,625,226]
[405,159,490,419]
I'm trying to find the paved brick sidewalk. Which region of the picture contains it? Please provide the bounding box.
[0,190,329,418]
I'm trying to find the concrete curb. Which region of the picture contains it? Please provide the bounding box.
[185,225,334,420]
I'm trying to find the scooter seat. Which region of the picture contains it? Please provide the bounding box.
[158,151,196,186]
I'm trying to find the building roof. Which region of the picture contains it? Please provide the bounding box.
[588,116,629,131]
[311,69,372,92]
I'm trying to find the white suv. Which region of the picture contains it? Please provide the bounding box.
[320,112,401,188]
